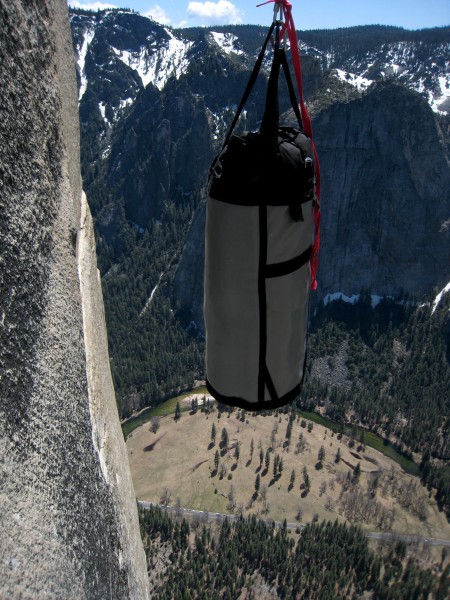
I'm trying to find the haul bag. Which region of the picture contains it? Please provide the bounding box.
[204,22,318,411]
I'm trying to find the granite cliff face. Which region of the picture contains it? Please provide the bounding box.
[313,82,450,301]
[0,1,149,597]
[103,77,213,231]
[174,81,450,333]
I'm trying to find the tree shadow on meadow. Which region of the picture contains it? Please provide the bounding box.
[143,432,167,452]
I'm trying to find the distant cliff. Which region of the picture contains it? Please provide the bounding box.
[174,81,450,333]
[314,81,450,300]
[0,1,149,597]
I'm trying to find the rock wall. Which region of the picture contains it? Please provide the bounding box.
[313,82,450,301]
[0,1,149,597]
[173,83,450,334]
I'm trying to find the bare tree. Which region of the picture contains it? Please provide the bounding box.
[175,496,183,518]
[262,499,270,515]
[260,484,268,501]
[415,495,428,521]
[270,426,277,450]
[150,416,161,434]
[295,432,308,454]
[219,463,227,479]
[367,471,380,498]
[160,487,172,507]
[319,480,327,496]
[324,495,335,511]
[227,484,236,511]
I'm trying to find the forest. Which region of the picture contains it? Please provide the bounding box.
[139,504,449,599]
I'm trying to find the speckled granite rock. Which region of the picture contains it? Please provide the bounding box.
[0,1,149,597]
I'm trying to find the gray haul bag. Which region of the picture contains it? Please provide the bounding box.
[204,23,318,411]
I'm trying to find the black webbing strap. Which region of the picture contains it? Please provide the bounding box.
[264,246,312,278]
[279,49,303,132]
[261,47,304,139]
[222,22,276,149]
[221,20,304,150]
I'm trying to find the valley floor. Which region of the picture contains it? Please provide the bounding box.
[126,394,450,542]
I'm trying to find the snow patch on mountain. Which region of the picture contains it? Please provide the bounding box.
[432,281,450,314]
[210,32,243,56]
[207,106,244,143]
[99,102,108,123]
[112,31,193,90]
[140,272,164,317]
[429,75,450,113]
[323,292,389,309]
[77,27,95,101]
[334,69,373,91]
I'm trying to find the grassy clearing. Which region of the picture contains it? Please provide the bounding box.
[124,390,419,476]
[121,386,208,438]
[126,396,450,540]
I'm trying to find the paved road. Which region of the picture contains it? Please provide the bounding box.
[138,501,450,547]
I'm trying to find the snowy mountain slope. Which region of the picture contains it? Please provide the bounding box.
[70,10,450,118]
[71,10,193,111]
[300,34,450,114]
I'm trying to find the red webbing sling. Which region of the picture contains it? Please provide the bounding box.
[257,0,321,290]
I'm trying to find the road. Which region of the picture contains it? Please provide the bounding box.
[138,500,450,547]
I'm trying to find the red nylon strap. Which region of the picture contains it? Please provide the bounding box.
[257,0,321,290]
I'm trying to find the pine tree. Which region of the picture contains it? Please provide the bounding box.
[273,454,279,480]
[318,445,325,467]
[221,427,229,450]
[302,466,310,493]
[234,441,240,463]
[335,448,341,463]
[285,419,293,444]
[289,470,296,490]
[211,422,217,445]
[265,448,271,471]
[174,401,181,422]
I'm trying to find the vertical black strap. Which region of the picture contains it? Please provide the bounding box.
[258,202,268,401]
[258,203,280,403]
[264,366,279,403]
[221,21,304,150]
[260,47,281,145]
[221,22,275,150]
[279,49,304,132]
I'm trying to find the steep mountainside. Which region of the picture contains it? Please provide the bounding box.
[69,9,450,423]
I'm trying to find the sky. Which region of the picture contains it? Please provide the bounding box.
[69,0,450,30]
